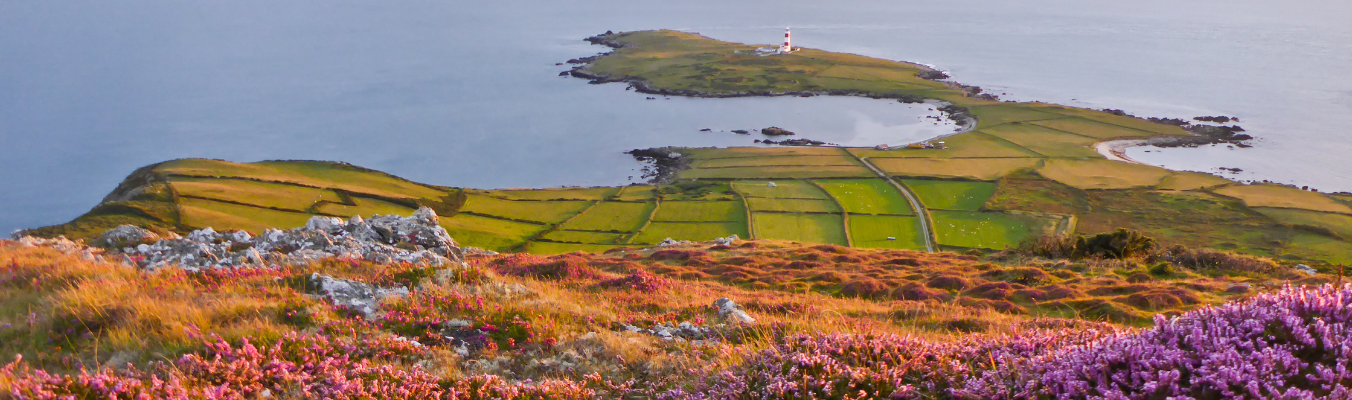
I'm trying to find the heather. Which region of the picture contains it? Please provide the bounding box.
[1,237,1347,399]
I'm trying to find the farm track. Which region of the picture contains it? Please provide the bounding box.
[855,156,937,252]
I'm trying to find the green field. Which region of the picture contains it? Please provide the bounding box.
[559,202,655,232]
[1213,184,1352,214]
[634,222,749,244]
[1027,117,1160,140]
[440,214,546,251]
[980,123,1099,158]
[168,177,342,212]
[489,187,619,201]
[651,201,746,222]
[813,179,913,215]
[751,213,848,245]
[314,197,418,219]
[871,157,1041,181]
[848,215,927,250]
[731,180,831,199]
[901,179,997,211]
[459,194,592,224]
[931,210,1054,250]
[540,230,627,244]
[158,159,449,201]
[694,155,859,168]
[178,198,314,233]
[1257,208,1352,239]
[1157,172,1234,191]
[746,198,840,213]
[616,186,657,201]
[678,165,873,180]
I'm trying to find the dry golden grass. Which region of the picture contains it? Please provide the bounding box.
[1212,184,1352,214]
[1157,172,1234,191]
[1036,159,1173,190]
[871,157,1041,180]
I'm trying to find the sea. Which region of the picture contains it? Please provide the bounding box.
[2,0,1350,234]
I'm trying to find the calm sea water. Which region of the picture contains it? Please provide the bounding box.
[2,0,1350,234]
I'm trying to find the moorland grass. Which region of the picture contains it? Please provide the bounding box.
[633,221,749,244]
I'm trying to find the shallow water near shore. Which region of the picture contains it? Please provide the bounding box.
[2,0,1351,233]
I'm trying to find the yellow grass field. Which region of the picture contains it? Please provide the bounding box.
[1028,117,1160,140]
[871,157,1041,180]
[439,214,546,251]
[1213,184,1352,214]
[487,187,619,201]
[693,155,860,168]
[313,197,417,219]
[178,198,313,233]
[980,123,1100,158]
[158,159,449,200]
[1036,159,1172,190]
[1157,172,1234,191]
[678,165,874,180]
[849,132,1041,159]
[168,177,343,212]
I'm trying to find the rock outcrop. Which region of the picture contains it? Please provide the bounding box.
[109,207,465,271]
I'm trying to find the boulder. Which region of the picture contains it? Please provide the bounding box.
[714,298,755,324]
[307,273,409,319]
[96,225,160,249]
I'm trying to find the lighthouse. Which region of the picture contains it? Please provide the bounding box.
[778,27,792,54]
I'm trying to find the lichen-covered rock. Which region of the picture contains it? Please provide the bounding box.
[307,273,410,319]
[96,225,160,249]
[107,207,466,271]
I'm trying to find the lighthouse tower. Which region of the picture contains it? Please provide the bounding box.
[778,27,792,54]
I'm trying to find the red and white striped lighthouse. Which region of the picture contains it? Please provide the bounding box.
[778,27,792,53]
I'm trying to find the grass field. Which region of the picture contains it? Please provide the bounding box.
[633,222,749,244]
[1212,184,1352,214]
[439,214,546,251]
[678,165,874,180]
[746,198,840,213]
[557,201,654,232]
[313,197,417,218]
[901,179,997,211]
[751,213,849,245]
[693,155,859,169]
[1157,172,1234,191]
[966,104,1067,126]
[539,230,627,244]
[930,210,1054,250]
[487,187,619,201]
[871,158,1041,180]
[158,159,448,201]
[980,123,1100,158]
[731,180,831,199]
[847,215,927,250]
[168,177,342,212]
[1256,208,1352,239]
[1027,117,1161,140]
[178,198,313,233]
[849,133,1041,159]
[651,201,746,222]
[1036,159,1173,190]
[814,179,914,215]
[615,186,657,201]
[459,194,592,224]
